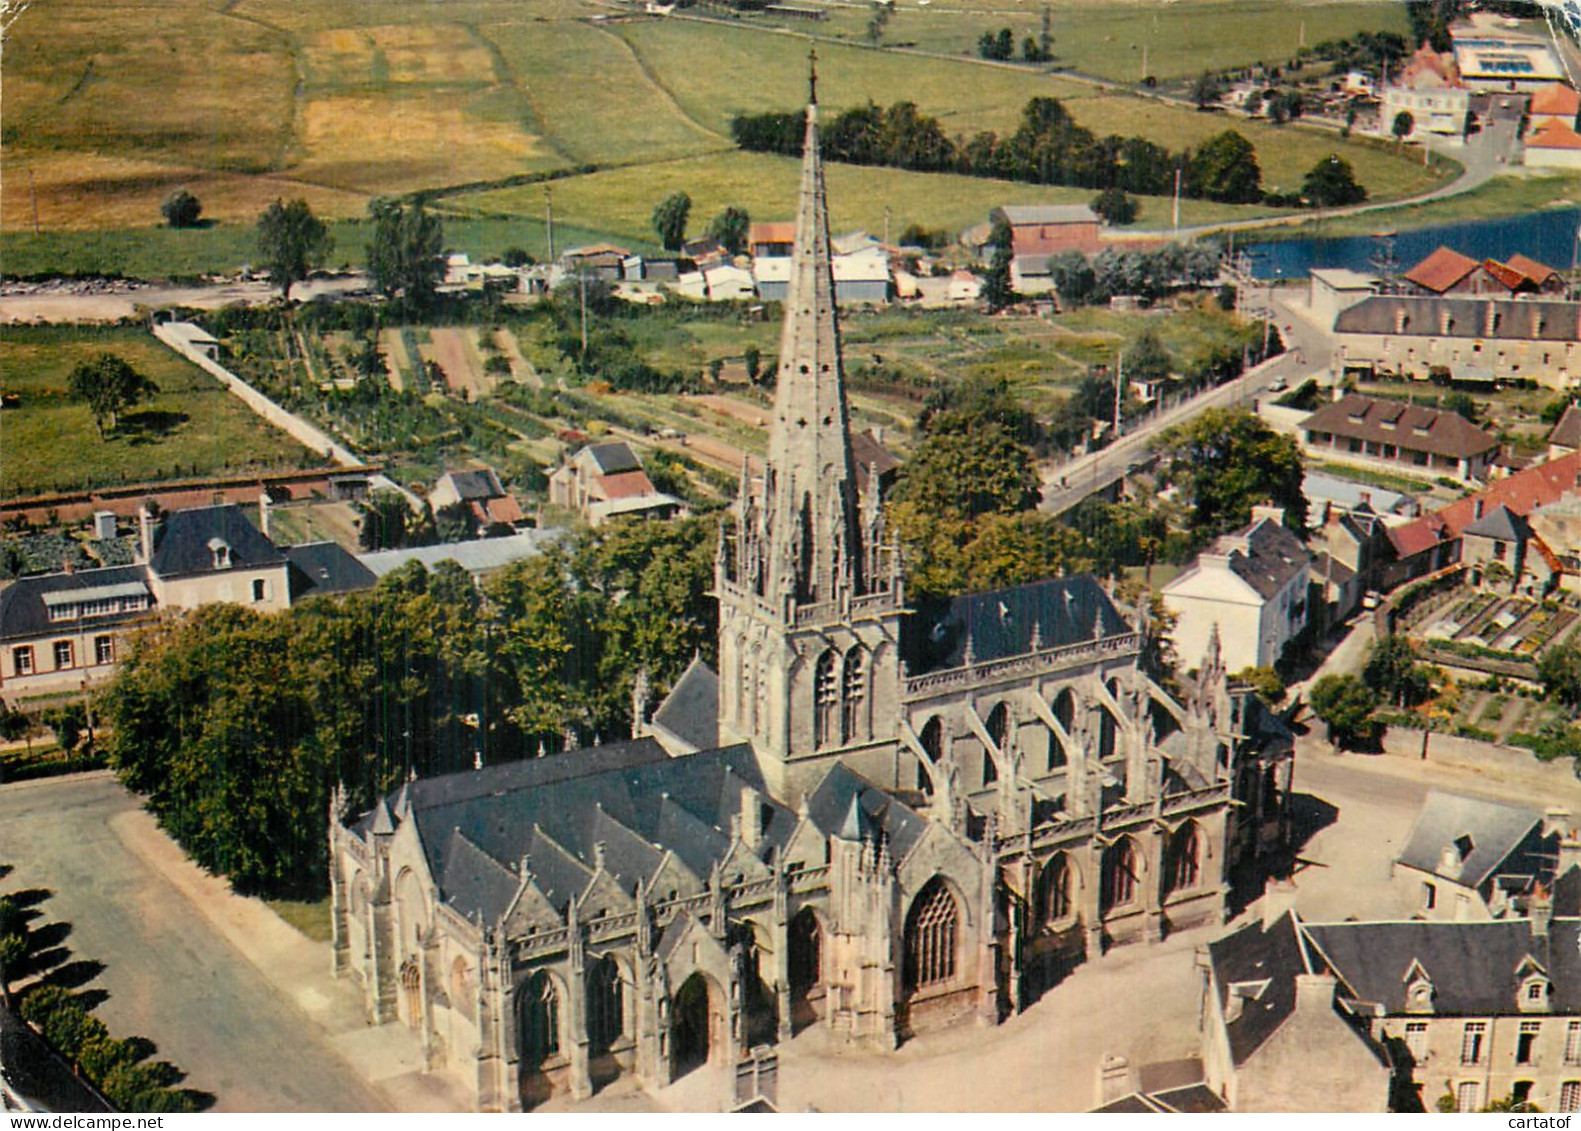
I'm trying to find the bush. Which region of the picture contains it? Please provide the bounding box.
[160,190,203,230]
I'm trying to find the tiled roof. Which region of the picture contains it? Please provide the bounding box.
[1301,394,1498,461]
[901,575,1132,675]
[597,469,659,500]
[1507,253,1562,287]
[1334,295,1581,342]
[479,495,525,526]
[748,221,796,246]
[1529,120,1581,149]
[149,504,286,578]
[1550,403,1581,451]
[1403,246,1480,294]
[1389,449,1581,560]
[1481,258,1532,293]
[1530,82,1581,117]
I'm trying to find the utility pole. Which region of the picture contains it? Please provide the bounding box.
[27,167,40,236]
[1172,166,1182,234]
[884,205,891,247]
[547,185,559,265]
[579,268,589,364]
[1141,43,1149,82]
[1114,350,1124,439]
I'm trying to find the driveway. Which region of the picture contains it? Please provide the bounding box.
[0,773,387,1112]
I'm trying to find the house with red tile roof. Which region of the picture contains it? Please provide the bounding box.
[1524,119,1581,169]
[1506,253,1567,295]
[1528,82,1581,131]
[1403,247,1503,295]
[547,440,686,527]
[1380,45,1469,139]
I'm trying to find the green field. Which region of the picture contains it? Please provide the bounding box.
[1255,171,1581,241]
[0,326,313,498]
[1,0,1452,280]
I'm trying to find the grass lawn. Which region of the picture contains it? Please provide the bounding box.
[1256,171,1581,240]
[0,325,313,498]
[263,897,334,943]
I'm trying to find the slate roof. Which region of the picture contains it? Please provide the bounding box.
[285,542,376,599]
[1554,864,1581,917]
[0,1003,115,1112]
[1549,403,1581,451]
[149,504,286,578]
[1206,912,1308,1066]
[1303,918,1581,1016]
[1389,450,1581,561]
[1333,295,1581,343]
[850,429,901,490]
[1222,517,1309,600]
[0,565,153,642]
[1395,790,1548,889]
[361,740,818,923]
[439,468,505,501]
[803,762,931,863]
[650,656,719,751]
[1301,394,1499,461]
[901,575,1133,675]
[1404,246,1481,294]
[584,442,642,476]
[1461,503,1527,543]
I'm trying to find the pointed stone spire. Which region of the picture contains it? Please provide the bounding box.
[761,51,865,607]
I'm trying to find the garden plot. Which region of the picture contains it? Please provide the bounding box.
[1418,591,1581,656]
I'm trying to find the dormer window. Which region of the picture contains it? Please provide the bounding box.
[1517,957,1552,1014]
[208,537,233,570]
[1405,958,1436,1014]
[1454,834,1474,860]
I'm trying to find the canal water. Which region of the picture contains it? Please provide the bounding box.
[1241,205,1581,279]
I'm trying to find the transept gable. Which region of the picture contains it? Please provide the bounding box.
[656,909,733,991]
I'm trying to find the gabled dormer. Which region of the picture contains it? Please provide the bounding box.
[1403,958,1436,1014]
[207,536,233,570]
[1515,954,1552,1014]
[1224,978,1272,1025]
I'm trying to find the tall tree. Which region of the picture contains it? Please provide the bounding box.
[68,353,159,438]
[651,191,692,253]
[983,214,1016,312]
[1391,110,1415,148]
[0,897,27,1007]
[256,198,333,300]
[1191,71,1224,110]
[706,205,751,256]
[1158,407,1306,536]
[1309,673,1377,750]
[1125,329,1173,384]
[365,198,445,315]
[1303,154,1368,208]
[1188,131,1263,203]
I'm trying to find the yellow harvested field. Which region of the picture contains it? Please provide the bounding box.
[293,93,556,193]
[0,150,367,231]
[302,24,498,88]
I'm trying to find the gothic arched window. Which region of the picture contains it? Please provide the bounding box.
[1102,837,1139,912]
[982,702,1006,786]
[904,878,959,991]
[841,646,866,743]
[814,649,839,747]
[451,958,476,1019]
[1050,689,1074,770]
[587,956,623,1056]
[1038,853,1074,926]
[1165,822,1202,896]
[521,972,561,1064]
[917,716,942,796]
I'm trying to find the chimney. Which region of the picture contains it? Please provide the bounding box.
[258,491,272,540]
[1294,973,1338,1014]
[741,788,763,852]
[1095,1054,1134,1108]
[138,504,156,564]
[1474,498,1485,520]
[1531,883,1552,939]
[1395,306,1409,334]
[1559,825,1581,877]
[1262,877,1298,929]
[92,510,117,541]
[1439,308,1453,335]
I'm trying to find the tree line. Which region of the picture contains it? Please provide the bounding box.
[733,96,1273,203]
[102,518,718,899]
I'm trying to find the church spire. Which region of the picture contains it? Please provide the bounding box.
[760,52,865,606]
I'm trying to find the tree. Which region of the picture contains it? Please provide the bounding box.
[651,191,692,253]
[1157,407,1306,535]
[502,247,534,267]
[983,214,1016,313]
[1539,643,1581,709]
[1188,131,1262,203]
[1303,154,1367,208]
[1391,110,1415,148]
[1192,71,1224,110]
[1439,391,1479,423]
[1309,673,1377,749]
[255,198,333,301]
[1363,634,1431,708]
[978,27,1014,60]
[68,353,159,438]
[1125,329,1172,384]
[743,345,763,385]
[359,489,412,552]
[1234,666,1286,705]
[893,424,1040,519]
[160,189,203,229]
[365,198,445,315]
[1090,186,1137,226]
[0,897,27,1007]
[706,205,751,256]
[866,0,893,43]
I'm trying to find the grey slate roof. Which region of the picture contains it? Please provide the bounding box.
[440,468,505,500]
[0,565,152,642]
[650,657,719,750]
[1461,503,1527,543]
[1550,403,1581,451]
[286,541,377,599]
[149,504,286,578]
[1554,864,1581,917]
[902,575,1133,675]
[585,442,642,475]
[1303,918,1581,1016]
[1334,295,1581,344]
[1222,518,1310,600]
[0,1003,115,1112]
[1395,790,1548,889]
[1301,394,1498,461]
[1206,912,1307,1066]
[803,763,930,863]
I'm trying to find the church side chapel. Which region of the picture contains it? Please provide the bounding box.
[329,61,1295,1112]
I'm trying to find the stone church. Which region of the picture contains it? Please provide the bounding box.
[328,74,1295,1112]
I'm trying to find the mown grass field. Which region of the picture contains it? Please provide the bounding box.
[0,326,312,498]
[0,0,1460,278]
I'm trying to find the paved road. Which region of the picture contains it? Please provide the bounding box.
[0,773,386,1113]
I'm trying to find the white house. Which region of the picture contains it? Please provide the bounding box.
[1162,506,1311,673]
